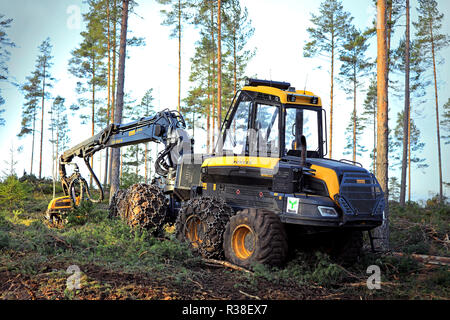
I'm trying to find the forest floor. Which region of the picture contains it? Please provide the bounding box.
[0,184,449,300]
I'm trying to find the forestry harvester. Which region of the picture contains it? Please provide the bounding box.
[46,78,385,267]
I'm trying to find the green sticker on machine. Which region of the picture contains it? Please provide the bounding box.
[287,197,299,213]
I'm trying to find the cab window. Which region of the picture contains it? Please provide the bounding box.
[285,107,319,156]
[222,99,251,155]
[249,103,280,158]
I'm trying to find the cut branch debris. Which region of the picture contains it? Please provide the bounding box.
[202,258,253,274]
[391,252,450,266]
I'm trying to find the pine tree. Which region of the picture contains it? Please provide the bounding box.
[388,176,400,202]
[185,31,214,149]
[392,110,427,201]
[36,38,54,179]
[374,0,389,251]
[223,0,254,95]
[303,0,353,159]
[190,0,219,149]
[413,0,449,202]
[110,0,130,201]
[393,38,430,202]
[339,26,372,162]
[441,98,450,145]
[18,70,41,175]
[104,0,144,186]
[398,0,411,206]
[2,142,19,178]
[362,78,377,174]
[133,89,156,183]
[392,111,427,169]
[186,1,252,152]
[121,144,144,188]
[0,14,15,126]
[157,0,192,111]
[141,89,156,183]
[69,0,108,185]
[18,39,53,179]
[217,0,223,131]
[48,96,70,177]
[183,86,206,138]
[343,112,367,160]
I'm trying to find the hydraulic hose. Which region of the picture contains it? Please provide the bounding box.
[83,156,104,203]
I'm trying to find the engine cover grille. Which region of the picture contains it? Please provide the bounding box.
[338,172,383,215]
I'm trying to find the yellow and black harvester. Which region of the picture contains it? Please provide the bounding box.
[47,78,385,266]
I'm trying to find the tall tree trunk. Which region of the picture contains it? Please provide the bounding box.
[39,61,46,179]
[144,143,148,183]
[374,0,389,251]
[109,0,117,187]
[430,21,443,203]
[135,146,139,176]
[400,0,410,206]
[178,0,181,112]
[56,110,59,180]
[98,152,102,183]
[217,0,222,133]
[207,65,211,153]
[408,106,411,202]
[31,111,36,174]
[233,27,237,95]
[373,100,376,175]
[120,152,123,181]
[192,111,195,137]
[104,0,111,187]
[329,38,334,159]
[211,4,216,149]
[110,0,129,202]
[353,72,356,162]
[386,2,392,60]
[51,107,55,198]
[91,53,96,187]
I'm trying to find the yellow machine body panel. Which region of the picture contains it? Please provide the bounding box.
[310,164,340,201]
[202,156,280,170]
[47,195,80,211]
[202,156,342,204]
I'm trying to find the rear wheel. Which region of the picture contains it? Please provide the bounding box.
[110,183,169,235]
[176,196,234,259]
[223,209,288,268]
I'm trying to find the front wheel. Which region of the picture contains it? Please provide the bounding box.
[175,196,234,259]
[223,209,288,268]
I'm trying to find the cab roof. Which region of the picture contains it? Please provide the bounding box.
[242,78,322,107]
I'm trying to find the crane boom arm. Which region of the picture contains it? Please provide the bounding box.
[59,109,190,203]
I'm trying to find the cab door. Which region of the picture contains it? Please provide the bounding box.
[220,91,253,156]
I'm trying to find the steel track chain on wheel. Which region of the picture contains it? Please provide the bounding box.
[109,189,126,218]
[110,183,169,235]
[176,196,234,259]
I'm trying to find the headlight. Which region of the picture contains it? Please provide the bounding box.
[318,206,338,217]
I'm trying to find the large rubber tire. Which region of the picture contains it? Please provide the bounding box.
[110,183,169,235]
[328,230,363,266]
[175,196,234,259]
[223,209,288,268]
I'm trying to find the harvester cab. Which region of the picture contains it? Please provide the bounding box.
[200,78,384,228]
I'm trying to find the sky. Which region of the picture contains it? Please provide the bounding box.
[0,0,449,202]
